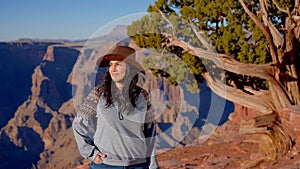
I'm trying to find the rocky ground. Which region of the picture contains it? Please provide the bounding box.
[157,121,300,169]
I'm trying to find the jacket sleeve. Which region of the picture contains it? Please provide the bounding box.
[72,113,99,161]
[72,88,101,161]
[144,100,159,169]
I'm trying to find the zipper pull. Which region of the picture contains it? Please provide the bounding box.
[118,111,124,120]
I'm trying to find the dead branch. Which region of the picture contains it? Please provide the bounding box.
[259,0,284,60]
[243,86,269,95]
[153,2,177,37]
[239,0,278,64]
[268,79,293,112]
[188,20,214,52]
[292,0,300,15]
[272,0,288,14]
[260,0,270,26]
[167,37,275,80]
[203,72,274,114]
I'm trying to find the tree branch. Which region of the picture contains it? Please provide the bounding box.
[272,0,288,14]
[260,0,270,26]
[243,86,269,95]
[268,78,293,112]
[153,2,177,37]
[259,0,284,61]
[188,20,214,52]
[239,0,278,64]
[203,72,274,114]
[292,0,300,15]
[167,37,275,80]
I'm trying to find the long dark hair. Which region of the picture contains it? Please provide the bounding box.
[95,63,142,109]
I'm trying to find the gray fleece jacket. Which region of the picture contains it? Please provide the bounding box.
[72,88,158,168]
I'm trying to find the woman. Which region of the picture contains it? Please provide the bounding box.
[72,45,158,169]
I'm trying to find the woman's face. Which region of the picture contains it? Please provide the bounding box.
[109,60,127,83]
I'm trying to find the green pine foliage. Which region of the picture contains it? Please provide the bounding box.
[127,0,294,92]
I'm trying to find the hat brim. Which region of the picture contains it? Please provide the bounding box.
[97,54,145,74]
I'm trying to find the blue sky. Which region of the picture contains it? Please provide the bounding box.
[0,0,153,41]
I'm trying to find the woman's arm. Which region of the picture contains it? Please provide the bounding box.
[144,119,159,169]
[142,88,159,169]
[72,88,101,161]
[72,113,99,161]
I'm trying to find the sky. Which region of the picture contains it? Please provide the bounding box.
[0,0,153,41]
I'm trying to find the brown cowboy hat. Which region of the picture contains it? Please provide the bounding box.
[97,45,145,74]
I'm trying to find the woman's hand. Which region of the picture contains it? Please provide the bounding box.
[93,152,107,164]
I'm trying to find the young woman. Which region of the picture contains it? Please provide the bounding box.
[72,46,158,169]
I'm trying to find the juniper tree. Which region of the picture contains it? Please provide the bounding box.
[128,0,300,160]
